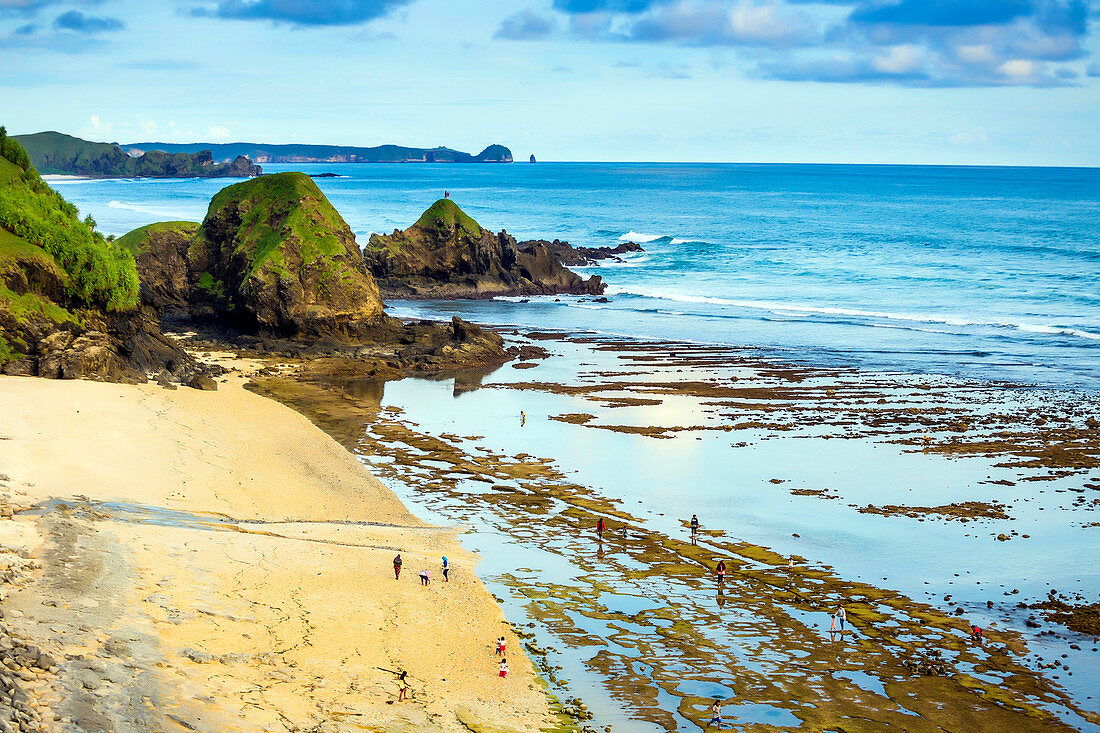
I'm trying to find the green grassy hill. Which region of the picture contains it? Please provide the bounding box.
[111,172,384,337]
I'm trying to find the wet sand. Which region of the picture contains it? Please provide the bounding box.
[0,369,555,732]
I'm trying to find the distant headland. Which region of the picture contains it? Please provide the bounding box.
[14,131,262,179]
[123,140,514,164]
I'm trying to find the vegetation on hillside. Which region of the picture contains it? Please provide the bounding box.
[121,140,514,164]
[0,127,140,312]
[116,221,200,255]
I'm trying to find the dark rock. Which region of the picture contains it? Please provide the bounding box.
[364,199,603,299]
[187,373,217,391]
[533,239,644,266]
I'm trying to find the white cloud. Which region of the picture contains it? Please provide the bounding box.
[871,44,924,74]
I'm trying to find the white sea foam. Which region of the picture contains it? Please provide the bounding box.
[602,286,1100,341]
[108,200,200,219]
[619,231,665,243]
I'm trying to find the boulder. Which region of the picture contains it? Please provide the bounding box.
[186,373,218,391]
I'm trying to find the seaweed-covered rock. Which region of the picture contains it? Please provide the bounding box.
[364,199,604,299]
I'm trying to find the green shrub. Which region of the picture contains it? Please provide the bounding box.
[0,133,139,312]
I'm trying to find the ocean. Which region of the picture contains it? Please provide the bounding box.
[54,161,1100,391]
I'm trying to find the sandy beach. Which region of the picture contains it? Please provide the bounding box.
[0,366,555,732]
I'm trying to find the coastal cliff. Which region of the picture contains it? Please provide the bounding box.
[14,131,261,178]
[0,132,195,382]
[364,199,604,299]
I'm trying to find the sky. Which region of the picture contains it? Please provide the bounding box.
[1,0,1098,165]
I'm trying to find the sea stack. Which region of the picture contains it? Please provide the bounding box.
[364,198,603,299]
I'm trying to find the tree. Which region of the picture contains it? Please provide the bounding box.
[0,125,6,159]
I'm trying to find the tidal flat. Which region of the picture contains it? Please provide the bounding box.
[252,332,1100,732]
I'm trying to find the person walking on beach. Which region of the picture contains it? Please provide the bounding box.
[499,658,508,678]
[397,670,409,701]
[497,637,506,657]
[419,569,430,585]
[836,606,847,632]
[442,556,449,582]
[716,559,726,586]
[708,698,723,728]
[690,514,700,544]
[597,517,605,542]
[393,554,402,580]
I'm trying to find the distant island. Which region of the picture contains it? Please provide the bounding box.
[14,131,262,179]
[123,141,514,164]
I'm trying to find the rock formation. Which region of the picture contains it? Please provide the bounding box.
[530,240,643,266]
[364,199,604,299]
[119,172,384,338]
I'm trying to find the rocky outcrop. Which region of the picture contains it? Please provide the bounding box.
[364,199,604,299]
[532,240,643,266]
[120,172,385,338]
[116,221,198,319]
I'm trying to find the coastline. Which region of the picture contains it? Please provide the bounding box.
[250,329,1099,731]
[0,362,555,732]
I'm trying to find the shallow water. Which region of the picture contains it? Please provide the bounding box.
[307,336,1100,731]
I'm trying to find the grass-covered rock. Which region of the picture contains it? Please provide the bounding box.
[365,198,603,299]
[116,221,200,318]
[122,172,384,337]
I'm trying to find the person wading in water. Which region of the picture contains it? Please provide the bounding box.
[690,514,700,544]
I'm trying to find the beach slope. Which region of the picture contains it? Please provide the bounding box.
[0,369,552,732]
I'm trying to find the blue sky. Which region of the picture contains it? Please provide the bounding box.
[1,0,1098,164]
